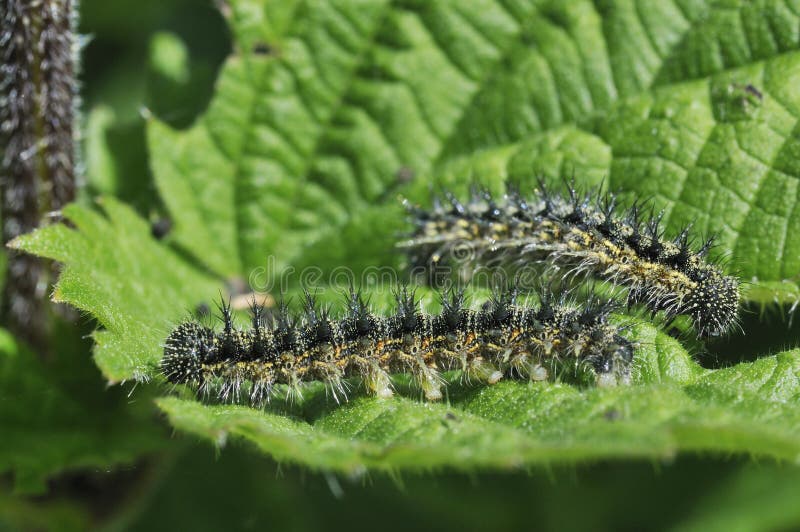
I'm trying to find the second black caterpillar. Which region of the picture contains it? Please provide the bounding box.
[399,181,740,338]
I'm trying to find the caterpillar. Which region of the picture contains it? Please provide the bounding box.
[399,182,740,338]
[160,286,635,406]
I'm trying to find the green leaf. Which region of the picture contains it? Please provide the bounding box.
[121,445,800,532]
[0,325,166,494]
[0,490,88,532]
[83,105,156,212]
[147,0,800,304]
[17,0,800,472]
[11,198,219,381]
[674,464,800,532]
[155,348,800,472]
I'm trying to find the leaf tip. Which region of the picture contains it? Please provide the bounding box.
[6,236,23,250]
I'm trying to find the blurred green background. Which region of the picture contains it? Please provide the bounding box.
[80,0,230,213]
[2,1,800,530]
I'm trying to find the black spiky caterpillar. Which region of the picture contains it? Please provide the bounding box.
[161,286,635,406]
[399,181,741,338]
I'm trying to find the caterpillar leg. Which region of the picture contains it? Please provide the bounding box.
[308,344,348,403]
[389,350,443,401]
[363,361,394,399]
[249,378,275,406]
[246,360,277,406]
[276,352,306,402]
[416,362,444,401]
[506,350,549,382]
[592,333,635,387]
[443,333,503,386]
[596,372,619,387]
[464,356,503,385]
[347,353,394,399]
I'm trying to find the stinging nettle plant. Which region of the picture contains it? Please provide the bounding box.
[5,0,800,499]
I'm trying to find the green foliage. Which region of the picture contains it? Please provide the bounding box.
[13,199,219,381]
[80,0,230,209]
[118,447,800,532]
[0,325,166,494]
[17,0,800,471]
[9,1,800,526]
[146,0,800,307]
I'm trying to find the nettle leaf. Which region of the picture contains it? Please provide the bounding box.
[15,0,800,471]
[156,347,800,472]
[673,462,800,532]
[0,325,166,494]
[148,0,800,305]
[12,198,219,381]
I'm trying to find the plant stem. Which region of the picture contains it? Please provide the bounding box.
[1,0,77,350]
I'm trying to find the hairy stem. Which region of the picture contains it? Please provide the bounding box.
[1,0,77,349]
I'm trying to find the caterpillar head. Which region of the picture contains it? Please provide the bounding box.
[161,322,215,385]
[683,270,740,337]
